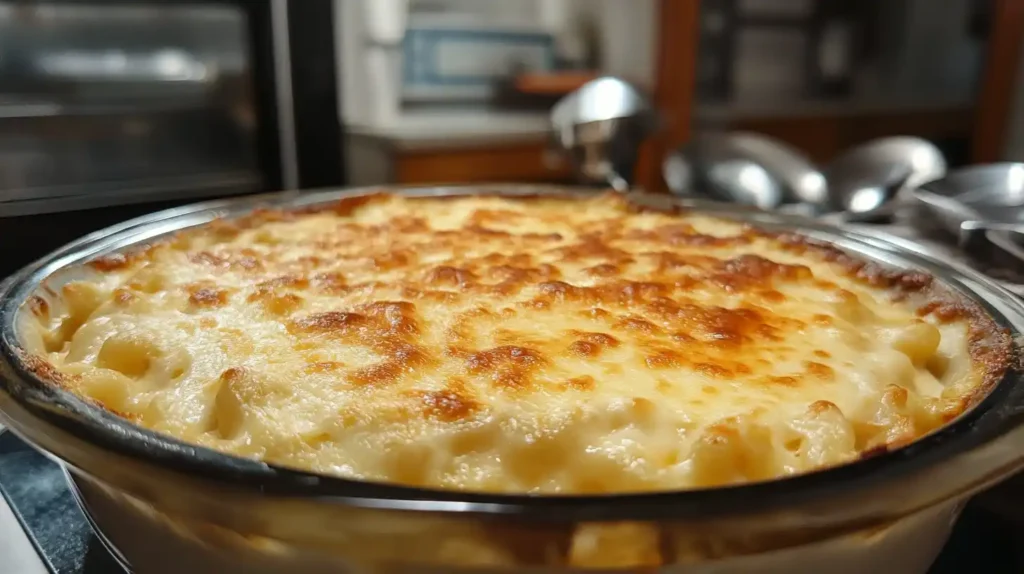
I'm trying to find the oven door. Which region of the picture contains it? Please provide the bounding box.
[0,0,344,278]
[0,0,344,219]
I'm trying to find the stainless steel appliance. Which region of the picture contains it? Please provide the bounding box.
[0,0,344,276]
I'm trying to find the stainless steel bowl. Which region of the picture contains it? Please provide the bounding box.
[2,185,1024,573]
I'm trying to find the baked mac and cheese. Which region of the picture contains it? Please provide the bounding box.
[20,192,1011,494]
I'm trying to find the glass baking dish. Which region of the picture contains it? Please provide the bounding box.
[2,184,1024,573]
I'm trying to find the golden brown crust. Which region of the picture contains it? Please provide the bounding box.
[19,351,76,390]
[629,197,1013,420]
[750,228,1013,415]
[15,190,1015,497]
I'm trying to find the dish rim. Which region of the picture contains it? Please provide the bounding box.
[2,183,1024,523]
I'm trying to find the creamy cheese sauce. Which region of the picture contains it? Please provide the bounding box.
[23,193,987,494]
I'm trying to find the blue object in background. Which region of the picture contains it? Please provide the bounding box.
[402,26,555,102]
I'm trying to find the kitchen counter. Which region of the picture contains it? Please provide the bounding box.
[344,110,567,187]
[343,93,976,150]
[347,109,552,151]
[0,428,55,574]
[0,493,48,574]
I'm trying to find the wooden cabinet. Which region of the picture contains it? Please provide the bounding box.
[345,135,575,187]
[396,142,573,185]
[646,0,1021,172]
[974,0,1024,163]
[726,107,975,164]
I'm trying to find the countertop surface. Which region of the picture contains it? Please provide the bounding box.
[341,93,976,152]
[0,492,49,574]
[347,109,552,151]
[0,428,52,574]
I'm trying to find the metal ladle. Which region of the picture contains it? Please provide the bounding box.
[550,77,658,191]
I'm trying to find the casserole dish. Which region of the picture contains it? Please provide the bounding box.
[2,184,1024,573]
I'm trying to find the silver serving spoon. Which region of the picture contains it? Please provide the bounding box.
[704,158,785,210]
[832,161,914,222]
[825,136,946,221]
[664,132,825,209]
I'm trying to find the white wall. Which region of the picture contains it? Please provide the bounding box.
[579,0,657,88]
[335,0,366,126]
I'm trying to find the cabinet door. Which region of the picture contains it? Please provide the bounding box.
[396,143,572,184]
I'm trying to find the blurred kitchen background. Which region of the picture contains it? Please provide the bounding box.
[340,0,1007,187]
[8,3,1024,571]
[0,0,1022,275]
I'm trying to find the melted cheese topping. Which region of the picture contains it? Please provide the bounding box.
[23,193,988,494]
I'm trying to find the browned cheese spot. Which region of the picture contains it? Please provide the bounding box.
[419,387,479,422]
[813,314,833,326]
[566,332,618,359]
[645,349,684,370]
[585,263,621,277]
[425,266,477,287]
[615,316,662,334]
[290,311,368,336]
[466,346,548,390]
[312,272,348,293]
[710,254,812,293]
[916,300,970,323]
[804,361,835,381]
[190,250,263,272]
[564,376,596,391]
[349,340,432,387]
[187,285,230,309]
[304,361,344,374]
[89,252,135,272]
[695,363,732,378]
[766,376,800,387]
